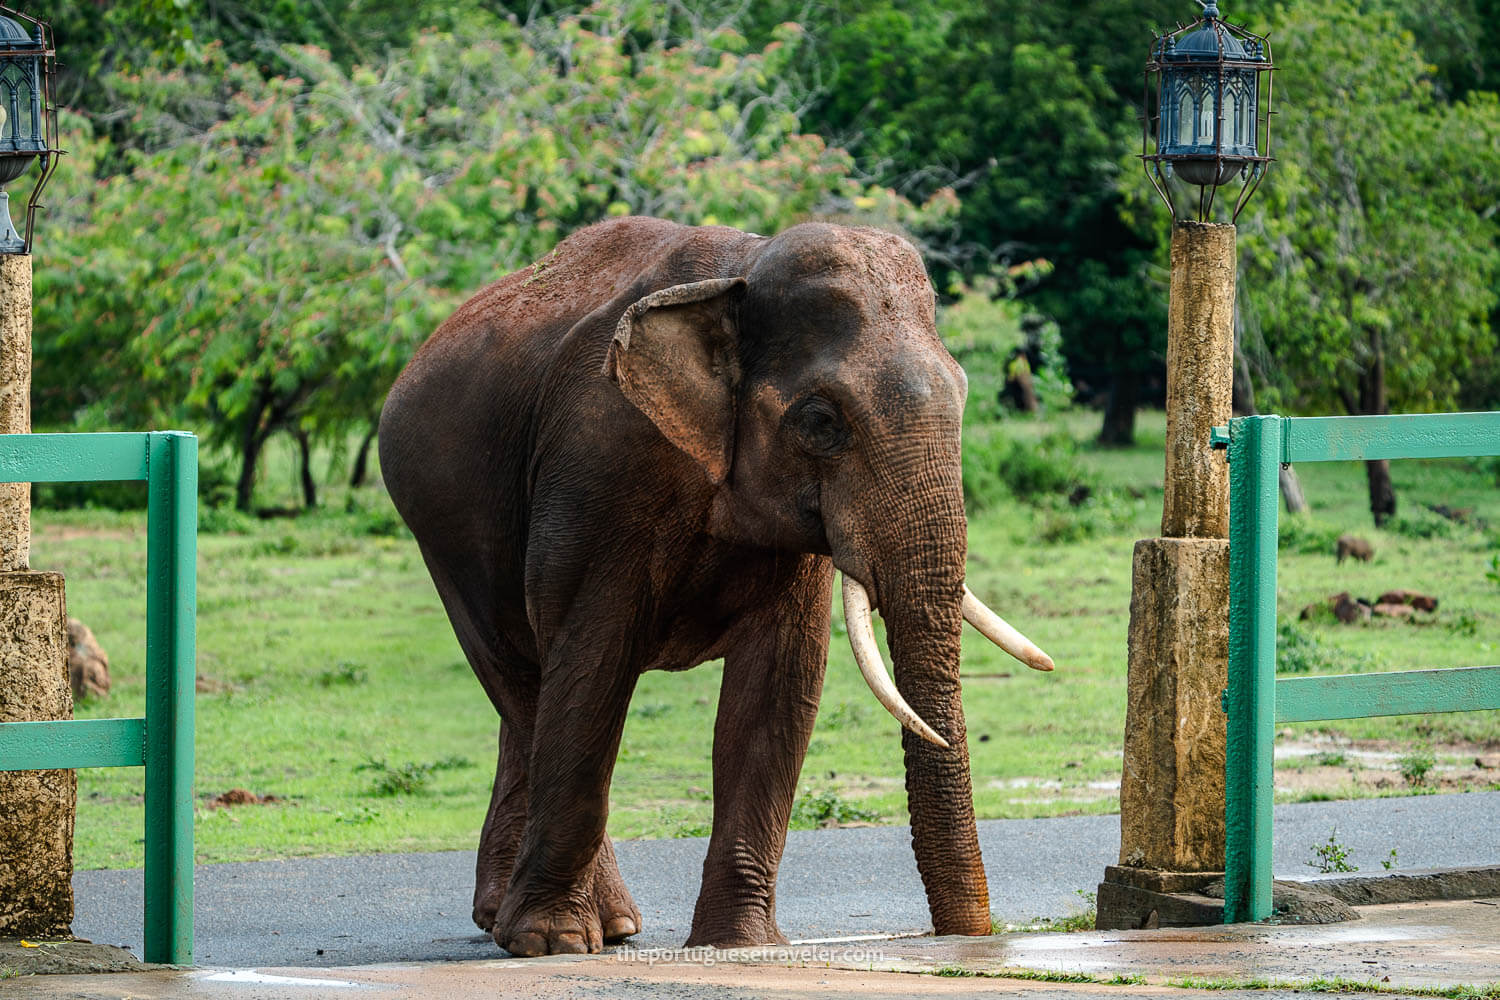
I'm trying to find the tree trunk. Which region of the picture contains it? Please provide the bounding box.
[236,435,263,513]
[1098,370,1138,447]
[1233,344,1310,515]
[296,429,318,510]
[1278,466,1310,516]
[1366,459,1396,527]
[235,396,270,513]
[350,424,378,488]
[1357,328,1396,526]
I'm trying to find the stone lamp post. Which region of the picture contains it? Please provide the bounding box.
[1096,0,1275,930]
[0,5,69,939]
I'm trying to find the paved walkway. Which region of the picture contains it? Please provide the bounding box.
[71,792,1500,969]
[15,897,1500,998]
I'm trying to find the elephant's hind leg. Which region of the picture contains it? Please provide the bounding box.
[474,722,530,931]
[490,616,641,956]
[592,835,641,942]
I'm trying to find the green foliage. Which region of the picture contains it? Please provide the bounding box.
[1398,745,1436,787]
[1486,555,1500,588]
[1307,828,1358,873]
[1387,512,1459,540]
[789,788,880,829]
[1278,516,1346,556]
[1277,623,1354,675]
[36,14,950,511]
[963,430,1094,513]
[318,663,369,687]
[1237,2,1500,424]
[358,755,473,797]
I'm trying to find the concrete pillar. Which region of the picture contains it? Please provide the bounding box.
[1099,221,1235,930]
[0,252,74,936]
[0,571,73,937]
[0,255,31,570]
[1162,221,1235,539]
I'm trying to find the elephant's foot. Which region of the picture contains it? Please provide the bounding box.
[493,889,603,956]
[683,910,788,949]
[476,841,639,944]
[592,840,641,943]
[472,879,504,933]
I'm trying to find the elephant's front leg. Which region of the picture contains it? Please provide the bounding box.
[490,631,640,957]
[687,556,833,948]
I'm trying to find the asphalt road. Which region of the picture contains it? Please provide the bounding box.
[72,790,1500,968]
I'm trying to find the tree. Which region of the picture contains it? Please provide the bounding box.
[1237,2,1500,524]
[33,15,954,510]
[761,0,1176,443]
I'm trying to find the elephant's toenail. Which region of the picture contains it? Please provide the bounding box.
[553,932,589,954]
[603,916,638,941]
[505,931,548,957]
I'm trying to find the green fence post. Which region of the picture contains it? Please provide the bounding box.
[1224,415,1281,923]
[142,432,196,964]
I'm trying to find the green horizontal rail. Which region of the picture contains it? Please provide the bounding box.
[1277,665,1500,723]
[1282,412,1500,464]
[0,717,146,770]
[0,432,151,483]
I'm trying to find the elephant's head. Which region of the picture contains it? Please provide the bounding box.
[605,222,1053,936]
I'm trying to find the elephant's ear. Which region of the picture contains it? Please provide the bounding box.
[605,277,747,485]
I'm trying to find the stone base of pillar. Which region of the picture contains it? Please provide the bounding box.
[1118,537,1229,874]
[1095,865,1223,930]
[0,570,74,937]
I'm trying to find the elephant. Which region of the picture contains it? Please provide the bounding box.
[378,216,1055,958]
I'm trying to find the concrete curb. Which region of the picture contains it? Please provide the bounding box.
[1302,864,1500,906]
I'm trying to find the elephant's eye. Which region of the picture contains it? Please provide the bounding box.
[789,395,849,456]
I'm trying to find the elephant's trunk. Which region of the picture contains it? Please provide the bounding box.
[850,476,989,937]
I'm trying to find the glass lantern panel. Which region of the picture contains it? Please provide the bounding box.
[14,73,33,142]
[1196,74,1215,145]
[1237,74,1257,149]
[1176,83,1193,146]
[0,62,35,143]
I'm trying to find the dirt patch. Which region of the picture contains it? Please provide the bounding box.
[1275,734,1500,799]
[0,938,152,975]
[194,674,238,695]
[32,526,136,542]
[206,788,279,809]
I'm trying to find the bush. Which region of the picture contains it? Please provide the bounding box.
[1277,515,1344,555]
[964,430,1094,512]
[1386,511,1456,540]
[789,788,879,829]
[1276,621,1370,674]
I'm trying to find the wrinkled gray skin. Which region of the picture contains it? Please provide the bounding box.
[379,217,989,957]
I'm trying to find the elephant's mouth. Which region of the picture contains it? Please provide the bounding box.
[839,574,1055,747]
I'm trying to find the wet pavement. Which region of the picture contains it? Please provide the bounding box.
[11,792,1497,997]
[70,791,1500,968]
[8,896,1500,998]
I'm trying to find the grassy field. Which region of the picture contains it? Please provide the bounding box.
[39,409,1500,872]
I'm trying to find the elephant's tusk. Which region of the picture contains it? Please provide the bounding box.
[962,585,1055,672]
[841,575,951,749]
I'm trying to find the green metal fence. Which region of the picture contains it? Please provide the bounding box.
[0,432,197,964]
[1222,412,1500,924]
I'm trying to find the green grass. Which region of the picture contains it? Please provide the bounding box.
[45,408,1500,870]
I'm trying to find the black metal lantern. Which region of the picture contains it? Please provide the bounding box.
[0,5,58,254]
[1143,1,1273,221]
